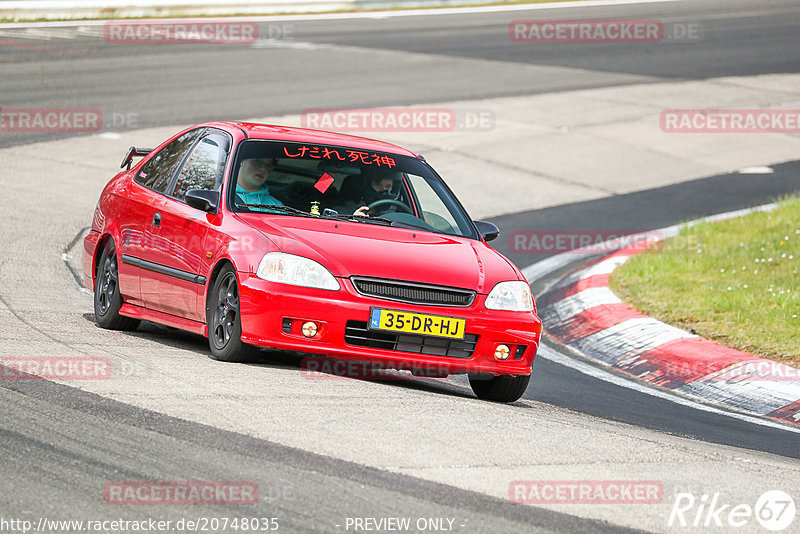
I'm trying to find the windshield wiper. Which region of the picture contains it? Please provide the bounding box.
[332,214,393,226]
[389,219,436,232]
[318,209,393,226]
[240,204,400,227]
[240,204,311,216]
[320,209,435,231]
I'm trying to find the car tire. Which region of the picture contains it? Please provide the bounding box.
[468,373,530,403]
[207,265,260,363]
[94,239,140,331]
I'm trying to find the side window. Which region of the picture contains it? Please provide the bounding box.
[171,137,226,201]
[135,129,203,193]
[407,173,465,235]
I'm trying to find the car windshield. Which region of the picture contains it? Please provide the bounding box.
[229,140,477,239]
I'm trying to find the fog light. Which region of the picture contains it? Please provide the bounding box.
[494,344,511,360]
[301,321,318,338]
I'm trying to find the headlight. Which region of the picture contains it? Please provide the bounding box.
[256,252,340,291]
[485,281,534,311]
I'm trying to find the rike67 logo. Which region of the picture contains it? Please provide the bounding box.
[668,490,796,531]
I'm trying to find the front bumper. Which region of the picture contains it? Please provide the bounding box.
[238,273,542,376]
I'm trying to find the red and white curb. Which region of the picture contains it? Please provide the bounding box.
[525,204,800,428]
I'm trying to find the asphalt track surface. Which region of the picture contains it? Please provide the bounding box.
[0,373,628,533]
[2,0,800,148]
[2,0,800,531]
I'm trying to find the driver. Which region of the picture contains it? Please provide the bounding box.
[351,167,401,217]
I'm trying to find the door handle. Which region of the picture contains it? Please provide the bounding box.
[152,212,161,227]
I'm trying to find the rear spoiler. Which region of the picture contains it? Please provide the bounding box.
[120,146,153,170]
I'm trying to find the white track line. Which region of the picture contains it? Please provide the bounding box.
[545,287,621,321]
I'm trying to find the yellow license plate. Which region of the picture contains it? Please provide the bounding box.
[369,308,466,340]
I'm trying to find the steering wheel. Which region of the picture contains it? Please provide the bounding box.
[367,199,412,214]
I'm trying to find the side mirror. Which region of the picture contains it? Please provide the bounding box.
[474,220,500,242]
[185,189,220,213]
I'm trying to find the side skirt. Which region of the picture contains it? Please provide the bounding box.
[120,303,208,337]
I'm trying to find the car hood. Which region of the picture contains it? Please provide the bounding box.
[236,215,520,293]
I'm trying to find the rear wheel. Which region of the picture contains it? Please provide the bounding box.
[469,373,530,403]
[94,239,140,331]
[207,265,260,363]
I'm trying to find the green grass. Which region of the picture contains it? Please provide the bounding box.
[609,196,800,365]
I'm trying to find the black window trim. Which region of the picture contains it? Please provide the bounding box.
[132,127,233,215]
[133,127,207,195]
[165,128,232,211]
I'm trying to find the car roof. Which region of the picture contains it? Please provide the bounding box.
[200,121,419,158]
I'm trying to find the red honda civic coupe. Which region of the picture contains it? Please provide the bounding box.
[83,122,542,402]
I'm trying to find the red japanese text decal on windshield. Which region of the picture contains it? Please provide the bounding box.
[282,146,396,168]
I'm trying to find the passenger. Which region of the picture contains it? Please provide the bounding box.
[235,157,284,207]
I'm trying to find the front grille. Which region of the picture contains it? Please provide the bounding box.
[344,320,478,359]
[350,277,475,307]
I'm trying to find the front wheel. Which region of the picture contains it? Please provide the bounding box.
[469,373,530,403]
[94,239,140,331]
[207,265,260,363]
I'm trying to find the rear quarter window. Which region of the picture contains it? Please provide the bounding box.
[135,128,203,192]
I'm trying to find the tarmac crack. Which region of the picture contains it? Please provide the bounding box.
[63,225,89,290]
